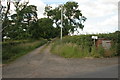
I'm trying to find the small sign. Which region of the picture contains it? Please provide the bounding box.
[92,36,98,39]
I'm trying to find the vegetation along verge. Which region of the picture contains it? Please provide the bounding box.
[2,39,47,64]
[51,32,119,58]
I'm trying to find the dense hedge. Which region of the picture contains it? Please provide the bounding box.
[51,31,120,58]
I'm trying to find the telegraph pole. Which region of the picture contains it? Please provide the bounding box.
[60,5,63,40]
[0,1,2,33]
[0,1,2,80]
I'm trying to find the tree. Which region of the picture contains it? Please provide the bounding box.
[2,1,38,40]
[37,18,57,39]
[44,1,87,36]
[2,1,11,30]
[1,1,11,40]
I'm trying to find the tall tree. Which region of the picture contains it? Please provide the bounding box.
[36,18,57,39]
[44,1,87,36]
[2,1,38,40]
[2,1,11,40]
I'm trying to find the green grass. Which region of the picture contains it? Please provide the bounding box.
[2,39,47,64]
[51,42,91,58]
[51,36,117,58]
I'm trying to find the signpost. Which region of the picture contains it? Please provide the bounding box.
[92,36,98,45]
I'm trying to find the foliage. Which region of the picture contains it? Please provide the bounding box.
[2,1,38,40]
[91,46,104,58]
[51,32,119,58]
[37,18,58,39]
[2,39,47,64]
[44,1,86,36]
[2,1,86,40]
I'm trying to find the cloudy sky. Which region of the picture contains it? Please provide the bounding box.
[2,0,119,34]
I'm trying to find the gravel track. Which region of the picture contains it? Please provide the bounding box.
[2,44,118,78]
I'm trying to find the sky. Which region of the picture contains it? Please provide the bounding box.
[1,0,119,34]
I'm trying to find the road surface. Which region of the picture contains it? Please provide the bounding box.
[2,44,118,78]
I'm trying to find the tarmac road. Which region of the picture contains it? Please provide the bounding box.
[2,44,118,78]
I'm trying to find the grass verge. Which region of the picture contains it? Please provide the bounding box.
[2,39,47,64]
[51,37,116,58]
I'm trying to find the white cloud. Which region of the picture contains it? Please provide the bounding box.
[31,0,118,33]
[74,0,89,4]
[81,15,118,34]
[75,0,118,18]
[72,0,118,34]
[1,0,46,18]
[29,0,46,18]
[50,4,59,9]
[97,15,118,27]
[97,0,119,4]
[29,0,61,18]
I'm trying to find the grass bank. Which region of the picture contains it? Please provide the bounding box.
[2,39,47,64]
[51,35,117,58]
